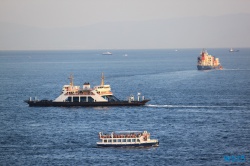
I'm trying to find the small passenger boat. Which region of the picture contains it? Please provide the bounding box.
[97,131,159,147]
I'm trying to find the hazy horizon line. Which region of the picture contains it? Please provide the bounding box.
[1,47,249,52]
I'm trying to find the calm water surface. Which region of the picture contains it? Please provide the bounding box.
[0,49,250,165]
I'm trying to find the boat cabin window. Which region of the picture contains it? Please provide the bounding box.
[66,97,72,102]
[66,96,94,102]
[122,139,126,142]
[127,139,131,142]
[73,97,79,102]
[108,139,112,143]
[66,97,79,102]
[104,139,107,143]
[132,139,136,142]
[80,97,87,102]
[88,97,94,102]
[137,139,140,142]
[113,139,117,142]
[118,139,121,142]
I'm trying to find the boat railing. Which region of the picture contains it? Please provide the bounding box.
[99,132,147,139]
[100,134,141,139]
[98,91,113,95]
[65,92,95,95]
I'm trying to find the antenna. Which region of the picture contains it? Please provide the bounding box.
[138,92,141,101]
[101,73,104,86]
[69,74,74,86]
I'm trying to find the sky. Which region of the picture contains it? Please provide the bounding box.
[0,0,250,50]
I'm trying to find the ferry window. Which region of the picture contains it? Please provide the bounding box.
[113,139,117,142]
[88,97,94,102]
[137,139,140,142]
[104,140,107,143]
[80,97,87,102]
[127,139,131,142]
[73,97,79,102]
[122,139,126,142]
[108,139,112,143]
[118,139,121,142]
[67,97,72,102]
[132,139,136,142]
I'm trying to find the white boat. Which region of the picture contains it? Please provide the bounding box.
[229,48,239,52]
[102,52,112,55]
[97,131,159,147]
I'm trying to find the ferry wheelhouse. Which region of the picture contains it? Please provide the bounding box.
[97,131,159,147]
[25,73,150,107]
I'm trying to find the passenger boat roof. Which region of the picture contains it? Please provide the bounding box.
[103,131,144,134]
[115,131,142,133]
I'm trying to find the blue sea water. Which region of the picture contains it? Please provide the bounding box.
[0,49,249,165]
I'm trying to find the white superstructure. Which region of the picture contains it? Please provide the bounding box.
[54,73,113,102]
[53,73,144,103]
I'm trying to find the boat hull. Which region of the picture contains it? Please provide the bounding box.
[197,65,213,70]
[97,142,159,147]
[24,100,150,107]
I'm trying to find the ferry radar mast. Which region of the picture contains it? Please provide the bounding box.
[69,74,74,86]
[101,73,104,86]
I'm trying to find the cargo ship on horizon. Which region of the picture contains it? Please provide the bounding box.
[197,49,223,70]
[25,73,149,107]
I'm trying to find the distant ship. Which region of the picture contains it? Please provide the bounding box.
[25,73,150,107]
[197,49,223,70]
[102,52,112,55]
[97,131,159,147]
[229,48,239,52]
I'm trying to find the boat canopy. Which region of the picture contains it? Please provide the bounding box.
[104,131,144,134]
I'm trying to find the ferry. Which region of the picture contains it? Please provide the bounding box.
[97,131,159,147]
[25,73,150,107]
[197,49,223,70]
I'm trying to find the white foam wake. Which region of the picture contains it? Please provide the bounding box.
[222,68,250,71]
[146,104,246,108]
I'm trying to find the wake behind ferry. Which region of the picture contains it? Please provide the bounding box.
[25,73,150,107]
[97,131,159,147]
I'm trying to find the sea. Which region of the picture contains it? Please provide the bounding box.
[0,48,249,165]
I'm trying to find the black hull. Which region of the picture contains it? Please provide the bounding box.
[197,65,213,70]
[25,100,150,107]
[97,142,159,147]
[197,65,222,70]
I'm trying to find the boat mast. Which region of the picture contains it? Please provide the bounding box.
[69,74,74,86]
[101,73,104,86]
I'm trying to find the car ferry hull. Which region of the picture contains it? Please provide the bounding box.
[25,100,150,107]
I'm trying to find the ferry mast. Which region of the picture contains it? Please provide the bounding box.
[101,73,104,86]
[69,74,74,86]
